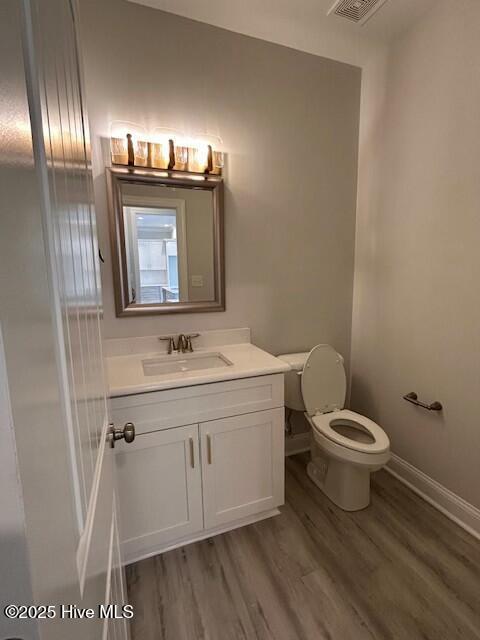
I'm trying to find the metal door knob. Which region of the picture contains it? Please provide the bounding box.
[108,422,136,448]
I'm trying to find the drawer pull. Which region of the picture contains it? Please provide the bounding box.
[207,434,212,465]
[189,437,195,468]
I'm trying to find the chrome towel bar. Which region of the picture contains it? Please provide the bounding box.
[403,392,442,411]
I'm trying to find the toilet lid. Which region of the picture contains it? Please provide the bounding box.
[301,344,346,416]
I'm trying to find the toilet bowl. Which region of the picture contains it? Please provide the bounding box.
[278,345,390,511]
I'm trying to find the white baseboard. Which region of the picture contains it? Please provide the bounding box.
[386,454,480,541]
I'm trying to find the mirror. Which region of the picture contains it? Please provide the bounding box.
[107,168,224,315]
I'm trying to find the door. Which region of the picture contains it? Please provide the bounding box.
[116,425,204,563]
[122,195,189,304]
[200,409,285,529]
[0,2,128,639]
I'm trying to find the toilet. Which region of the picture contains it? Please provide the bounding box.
[279,344,390,511]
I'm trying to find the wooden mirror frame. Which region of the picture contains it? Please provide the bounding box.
[106,167,225,316]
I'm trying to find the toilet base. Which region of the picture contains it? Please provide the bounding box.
[307,458,371,511]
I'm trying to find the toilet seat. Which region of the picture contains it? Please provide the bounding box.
[301,344,389,456]
[311,409,390,454]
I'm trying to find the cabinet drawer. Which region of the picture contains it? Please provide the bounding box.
[111,374,284,436]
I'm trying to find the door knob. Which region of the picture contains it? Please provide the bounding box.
[108,422,136,448]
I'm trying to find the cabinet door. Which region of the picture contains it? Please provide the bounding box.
[116,424,203,563]
[200,408,285,529]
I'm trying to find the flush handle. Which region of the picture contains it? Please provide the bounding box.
[108,422,136,448]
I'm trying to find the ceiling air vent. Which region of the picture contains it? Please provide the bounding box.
[328,0,390,25]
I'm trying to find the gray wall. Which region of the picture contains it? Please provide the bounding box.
[350,0,480,508]
[80,0,361,364]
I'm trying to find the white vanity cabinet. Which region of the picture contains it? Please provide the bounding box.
[112,374,285,564]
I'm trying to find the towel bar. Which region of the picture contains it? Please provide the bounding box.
[403,392,442,411]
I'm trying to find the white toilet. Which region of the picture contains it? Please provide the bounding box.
[279,344,390,511]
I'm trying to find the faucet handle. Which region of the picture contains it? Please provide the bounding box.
[185,333,200,352]
[159,335,176,354]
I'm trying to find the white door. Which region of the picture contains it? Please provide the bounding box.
[116,425,203,563]
[0,2,129,639]
[200,409,285,529]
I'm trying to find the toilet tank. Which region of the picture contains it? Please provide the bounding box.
[278,352,309,411]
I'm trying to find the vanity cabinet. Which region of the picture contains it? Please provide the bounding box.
[112,375,285,564]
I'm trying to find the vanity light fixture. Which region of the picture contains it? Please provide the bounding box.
[110,132,224,176]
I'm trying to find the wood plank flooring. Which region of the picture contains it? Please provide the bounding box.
[126,454,480,640]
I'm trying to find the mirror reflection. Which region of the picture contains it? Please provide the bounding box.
[124,206,181,304]
[107,169,224,316]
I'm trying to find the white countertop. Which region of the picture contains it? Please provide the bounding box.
[106,338,290,397]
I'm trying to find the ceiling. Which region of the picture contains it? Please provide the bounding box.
[127,0,437,60]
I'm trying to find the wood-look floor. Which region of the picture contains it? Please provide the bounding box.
[126,454,480,640]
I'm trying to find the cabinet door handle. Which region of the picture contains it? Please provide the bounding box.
[189,436,195,468]
[207,434,212,465]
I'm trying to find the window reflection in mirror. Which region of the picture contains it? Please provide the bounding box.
[124,205,183,304]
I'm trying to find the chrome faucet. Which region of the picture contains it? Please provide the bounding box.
[159,335,176,354]
[159,333,200,354]
[184,333,199,352]
[177,333,200,353]
[177,334,188,353]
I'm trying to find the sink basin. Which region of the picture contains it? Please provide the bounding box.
[142,352,233,377]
